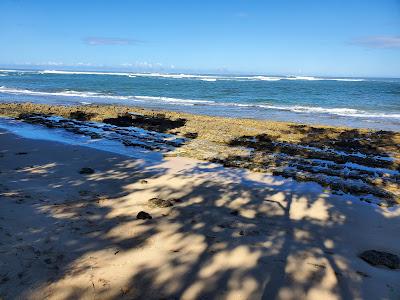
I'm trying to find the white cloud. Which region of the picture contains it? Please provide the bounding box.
[120,61,165,69]
[84,37,142,46]
[235,12,249,18]
[351,36,400,49]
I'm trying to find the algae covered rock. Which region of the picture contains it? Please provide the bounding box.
[148,198,173,208]
[359,250,400,269]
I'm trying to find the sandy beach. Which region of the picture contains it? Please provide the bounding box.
[2,1,400,299]
[1,127,399,299]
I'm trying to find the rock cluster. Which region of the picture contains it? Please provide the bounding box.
[359,250,400,269]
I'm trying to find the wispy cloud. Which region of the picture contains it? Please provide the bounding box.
[351,35,400,49]
[84,37,143,46]
[14,61,105,68]
[234,12,249,18]
[120,61,176,70]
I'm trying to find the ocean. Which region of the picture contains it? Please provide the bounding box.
[0,69,399,131]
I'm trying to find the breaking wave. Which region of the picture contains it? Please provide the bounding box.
[0,86,214,105]
[0,86,398,119]
[0,69,366,82]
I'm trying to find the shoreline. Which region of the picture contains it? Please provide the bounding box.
[0,130,400,299]
[0,102,399,206]
[1,70,399,132]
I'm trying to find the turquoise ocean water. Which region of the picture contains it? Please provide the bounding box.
[0,69,399,131]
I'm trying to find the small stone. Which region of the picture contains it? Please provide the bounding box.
[137,211,152,220]
[359,250,400,269]
[183,132,198,139]
[148,198,173,208]
[356,270,370,278]
[15,152,28,155]
[139,179,148,184]
[239,229,260,236]
[79,167,95,175]
[79,190,91,196]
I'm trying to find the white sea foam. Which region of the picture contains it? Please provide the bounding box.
[0,86,213,105]
[256,104,400,118]
[234,76,283,81]
[0,69,22,73]
[39,70,133,76]
[134,95,215,104]
[129,72,222,81]
[0,87,106,98]
[283,76,365,82]
[0,69,365,82]
[0,69,39,74]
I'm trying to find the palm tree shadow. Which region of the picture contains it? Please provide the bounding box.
[0,132,398,300]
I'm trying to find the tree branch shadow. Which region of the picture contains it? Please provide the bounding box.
[0,131,398,300]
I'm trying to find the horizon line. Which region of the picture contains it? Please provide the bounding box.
[0,66,399,79]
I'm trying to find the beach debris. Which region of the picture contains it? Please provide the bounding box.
[136,211,152,220]
[79,167,95,175]
[359,250,400,269]
[148,197,173,208]
[139,179,148,184]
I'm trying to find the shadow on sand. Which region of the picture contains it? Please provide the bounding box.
[0,131,398,299]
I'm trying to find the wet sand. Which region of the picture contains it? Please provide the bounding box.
[0,129,399,299]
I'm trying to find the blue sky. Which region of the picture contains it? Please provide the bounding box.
[1,0,400,77]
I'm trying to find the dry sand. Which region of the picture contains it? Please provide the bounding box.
[0,129,399,299]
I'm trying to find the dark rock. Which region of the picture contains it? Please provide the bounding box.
[69,111,97,121]
[359,250,400,269]
[137,211,152,220]
[139,179,148,184]
[170,198,182,203]
[103,113,186,133]
[79,167,95,175]
[148,198,173,208]
[239,230,260,236]
[184,132,198,139]
[103,114,136,127]
[356,270,370,278]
